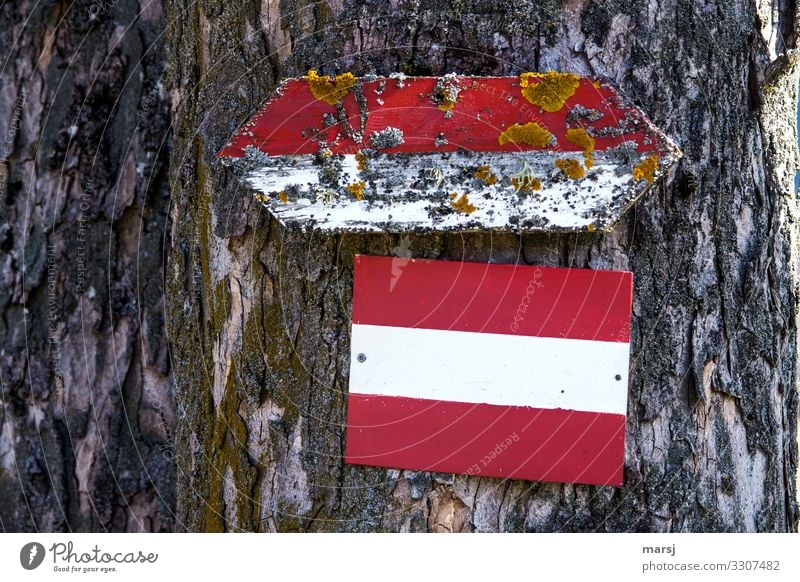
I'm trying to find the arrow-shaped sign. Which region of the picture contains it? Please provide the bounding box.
[219,72,681,233]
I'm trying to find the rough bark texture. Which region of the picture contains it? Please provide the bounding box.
[0,0,175,531]
[164,0,800,532]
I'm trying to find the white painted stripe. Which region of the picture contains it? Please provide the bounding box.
[244,150,653,231]
[349,324,630,415]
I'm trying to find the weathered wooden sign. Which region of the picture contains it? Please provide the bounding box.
[344,255,632,486]
[218,71,681,233]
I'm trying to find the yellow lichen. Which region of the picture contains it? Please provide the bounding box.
[437,91,458,111]
[305,69,356,105]
[555,158,586,180]
[519,71,581,112]
[474,165,497,185]
[511,175,542,192]
[346,180,367,200]
[450,193,477,214]
[278,190,288,203]
[510,160,542,192]
[498,122,554,148]
[434,76,461,111]
[633,155,659,182]
[586,223,596,232]
[566,127,595,168]
[355,151,368,170]
[566,127,595,151]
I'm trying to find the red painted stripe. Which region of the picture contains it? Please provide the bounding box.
[345,393,625,486]
[218,76,663,158]
[352,256,632,343]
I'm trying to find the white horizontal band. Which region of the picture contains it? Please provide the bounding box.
[246,151,643,231]
[349,324,630,415]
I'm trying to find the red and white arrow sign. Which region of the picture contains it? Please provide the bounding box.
[219,72,681,233]
[345,256,632,486]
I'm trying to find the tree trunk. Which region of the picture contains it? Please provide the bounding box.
[0,0,175,531]
[165,0,800,531]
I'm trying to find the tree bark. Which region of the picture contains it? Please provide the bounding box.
[0,0,175,531]
[165,0,800,531]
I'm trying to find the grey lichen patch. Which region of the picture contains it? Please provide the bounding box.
[369,126,404,149]
[566,104,604,124]
[315,150,344,185]
[313,185,338,205]
[607,141,643,175]
[223,145,273,175]
[432,72,462,112]
[584,112,641,138]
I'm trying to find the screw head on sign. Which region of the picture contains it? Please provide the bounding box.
[357,353,367,363]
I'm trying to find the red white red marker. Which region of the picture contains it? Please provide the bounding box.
[344,255,632,486]
[218,72,681,233]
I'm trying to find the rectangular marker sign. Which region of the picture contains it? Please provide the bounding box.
[344,255,633,486]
